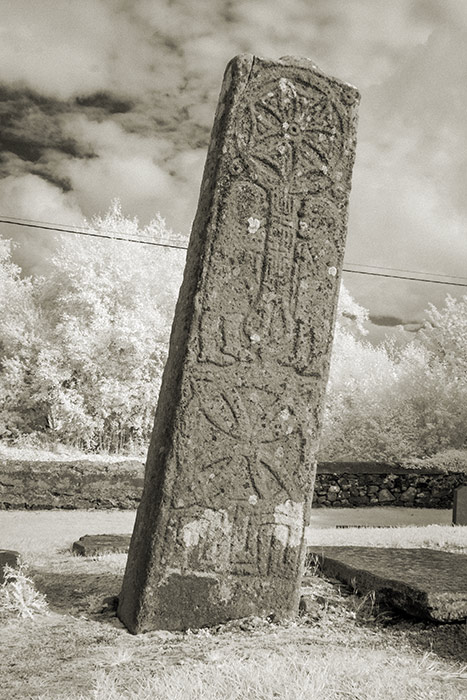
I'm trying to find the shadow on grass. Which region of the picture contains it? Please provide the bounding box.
[379,611,467,665]
[31,568,123,621]
[306,568,467,666]
[29,564,466,667]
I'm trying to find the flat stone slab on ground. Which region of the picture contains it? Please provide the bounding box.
[307,546,467,622]
[72,534,132,557]
[0,549,20,583]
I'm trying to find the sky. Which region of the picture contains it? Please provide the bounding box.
[0,0,466,342]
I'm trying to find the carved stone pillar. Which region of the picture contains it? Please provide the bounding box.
[118,54,359,633]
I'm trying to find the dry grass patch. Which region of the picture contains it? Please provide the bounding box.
[0,563,49,621]
[82,648,466,700]
[3,600,466,700]
[1,552,466,700]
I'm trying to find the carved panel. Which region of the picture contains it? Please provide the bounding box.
[162,501,304,580]
[233,75,346,194]
[177,67,357,575]
[173,375,307,509]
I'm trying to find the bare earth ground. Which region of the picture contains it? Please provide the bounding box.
[1,510,466,699]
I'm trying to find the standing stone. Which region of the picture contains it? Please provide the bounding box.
[118,54,359,633]
[453,485,467,525]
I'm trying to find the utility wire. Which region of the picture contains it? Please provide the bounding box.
[346,261,467,282]
[343,268,467,288]
[1,215,467,288]
[0,216,187,251]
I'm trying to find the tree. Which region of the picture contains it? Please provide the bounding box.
[2,202,467,462]
[419,294,467,373]
[33,201,185,451]
[320,287,467,462]
[0,238,45,438]
[0,201,186,451]
[320,285,399,460]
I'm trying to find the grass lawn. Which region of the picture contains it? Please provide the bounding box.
[1,511,466,699]
[0,442,146,463]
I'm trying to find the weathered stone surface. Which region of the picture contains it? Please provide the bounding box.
[308,546,467,622]
[72,534,132,557]
[0,550,20,583]
[0,460,144,510]
[378,488,395,504]
[312,472,465,509]
[453,485,467,525]
[117,54,359,633]
[400,486,418,502]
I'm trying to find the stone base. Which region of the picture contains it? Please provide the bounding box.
[72,534,132,557]
[0,550,20,583]
[308,546,467,622]
[118,570,301,633]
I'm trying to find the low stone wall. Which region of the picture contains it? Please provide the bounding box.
[312,471,466,509]
[0,459,465,509]
[0,460,144,510]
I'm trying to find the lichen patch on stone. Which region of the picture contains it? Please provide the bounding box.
[247,216,261,234]
[274,501,304,547]
[181,509,231,549]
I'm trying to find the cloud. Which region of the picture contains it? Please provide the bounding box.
[0,1,447,103]
[0,1,172,100]
[0,174,84,274]
[0,173,83,222]
[221,0,439,88]
[345,17,467,328]
[56,116,205,233]
[370,315,407,327]
[0,86,96,194]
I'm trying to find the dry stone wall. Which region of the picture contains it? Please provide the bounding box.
[0,460,143,510]
[312,471,466,509]
[1,460,464,510]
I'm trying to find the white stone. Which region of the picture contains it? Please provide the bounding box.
[274,501,304,547]
[247,217,261,234]
[182,509,230,548]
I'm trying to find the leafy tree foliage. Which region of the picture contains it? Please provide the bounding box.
[419,295,467,373]
[0,201,185,451]
[320,290,467,461]
[0,238,43,437]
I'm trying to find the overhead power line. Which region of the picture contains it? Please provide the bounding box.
[347,261,467,282]
[0,216,187,251]
[1,214,467,288]
[343,268,467,288]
